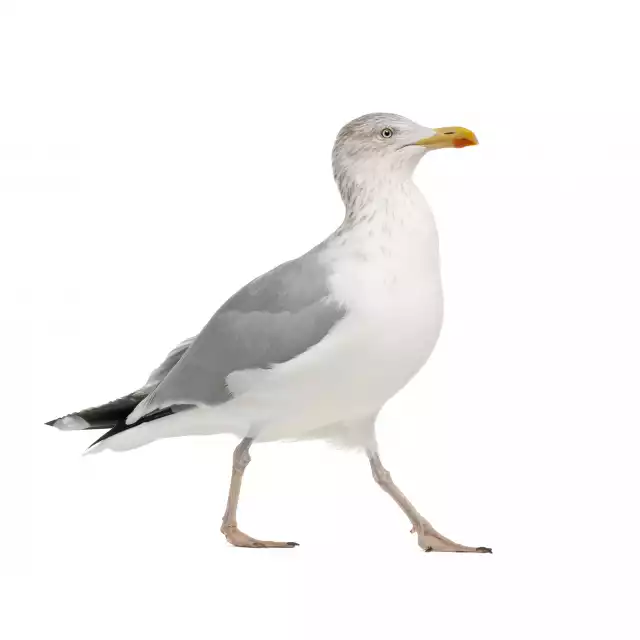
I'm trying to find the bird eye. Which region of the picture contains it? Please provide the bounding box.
[380,127,394,139]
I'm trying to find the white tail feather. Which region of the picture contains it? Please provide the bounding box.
[53,415,91,430]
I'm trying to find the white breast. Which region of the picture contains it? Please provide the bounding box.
[322,185,444,410]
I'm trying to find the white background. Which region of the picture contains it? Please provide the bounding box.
[2,0,639,637]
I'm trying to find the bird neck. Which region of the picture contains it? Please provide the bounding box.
[338,173,432,229]
[329,172,440,267]
[327,175,441,278]
[333,152,422,214]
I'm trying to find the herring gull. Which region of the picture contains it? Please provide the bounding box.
[46,113,491,553]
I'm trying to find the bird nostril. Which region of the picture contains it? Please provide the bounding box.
[444,131,455,135]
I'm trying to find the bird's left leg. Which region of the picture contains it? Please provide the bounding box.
[220,437,298,549]
[367,449,491,553]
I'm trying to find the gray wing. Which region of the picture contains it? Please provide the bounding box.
[127,248,345,424]
[142,336,196,389]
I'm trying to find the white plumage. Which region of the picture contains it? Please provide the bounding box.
[47,113,491,553]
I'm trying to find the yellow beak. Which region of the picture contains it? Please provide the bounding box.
[414,126,478,150]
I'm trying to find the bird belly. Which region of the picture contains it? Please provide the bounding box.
[328,268,444,411]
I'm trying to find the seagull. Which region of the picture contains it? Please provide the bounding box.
[46,113,491,553]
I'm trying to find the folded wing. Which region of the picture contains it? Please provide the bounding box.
[126,249,344,425]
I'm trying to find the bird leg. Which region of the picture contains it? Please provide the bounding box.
[220,438,298,549]
[367,450,491,554]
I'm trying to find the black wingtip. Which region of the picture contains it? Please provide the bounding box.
[45,418,58,426]
[86,406,177,449]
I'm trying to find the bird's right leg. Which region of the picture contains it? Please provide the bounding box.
[220,437,298,549]
[368,449,491,553]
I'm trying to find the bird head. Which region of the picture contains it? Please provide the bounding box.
[332,113,478,188]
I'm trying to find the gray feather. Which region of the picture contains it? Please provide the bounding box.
[144,336,195,388]
[130,248,344,421]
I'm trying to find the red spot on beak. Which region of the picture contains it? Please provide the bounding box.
[453,137,477,148]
